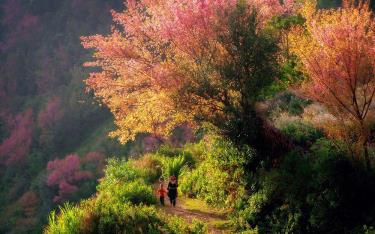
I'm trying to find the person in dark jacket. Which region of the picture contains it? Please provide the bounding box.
[167,175,178,207]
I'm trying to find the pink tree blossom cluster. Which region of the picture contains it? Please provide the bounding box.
[38,97,63,129]
[112,0,295,54]
[0,109,34,165]
[46,152,105,203]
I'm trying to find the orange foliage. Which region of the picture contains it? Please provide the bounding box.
[81,0,296,143]
[289,0,375,165]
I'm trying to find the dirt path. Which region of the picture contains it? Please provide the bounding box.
[154,183,232,233]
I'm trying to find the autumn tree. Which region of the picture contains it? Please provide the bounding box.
[82,0,296,160]
[289,0,375,168]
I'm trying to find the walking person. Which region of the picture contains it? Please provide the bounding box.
[167,175,178,207]
[157,178,167,206]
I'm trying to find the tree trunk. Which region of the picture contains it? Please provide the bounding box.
[360,120,371,170]
[364,140,371,170]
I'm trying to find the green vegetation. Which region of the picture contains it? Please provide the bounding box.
[160,155,188,180]
[2,0,375,233]
[46,125,375,233]
[45,156,206,234]
[179,137,253,207]
[233,141,375,233]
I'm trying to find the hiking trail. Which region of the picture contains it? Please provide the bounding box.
[154,183,232,234]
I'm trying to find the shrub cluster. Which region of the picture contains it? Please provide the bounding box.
[179,137,254,208]
[233,139,375,233]
[45,158,206,234]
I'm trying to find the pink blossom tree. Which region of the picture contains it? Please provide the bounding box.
[38,97,63,129]
[46,153,104,203]
[0,109,34,165]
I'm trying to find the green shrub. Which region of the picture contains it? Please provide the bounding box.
[92,202,163,234]
[157,145,196,166]
[160,155,188,180]
[97,158,141,192]
[180,141,207,163]
[279,120,324,146]
[129,154,162,183]
[190,219,208,234]
[45,153,208,234]
[233,144,375,233]
[179,138,253,208]
[268,92,311,116]
[97,179,156,206]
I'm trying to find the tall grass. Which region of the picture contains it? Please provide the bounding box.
[44,203,82,234]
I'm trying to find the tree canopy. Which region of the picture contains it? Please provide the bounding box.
[81,0,296,145]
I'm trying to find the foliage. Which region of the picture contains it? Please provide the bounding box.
[97,179,156,206]
[45,152,207,234]
[258,14,306,99]
[157,145,196,166]
[289,0,375,167]
[160,155,188,180]
[3,0,375,233]
[267,92,312,120]
[46,199,206,234]
[278,120,324,146]
[128,154,162,183]
[96,158,156,205]
[81,0,296,146]
[233,140,375,233]
[13,190,41,233]
[179,138,254,207]
[45,203,83,234]
[0,0,129,232]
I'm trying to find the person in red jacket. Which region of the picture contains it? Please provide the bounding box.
[157,180,168,206]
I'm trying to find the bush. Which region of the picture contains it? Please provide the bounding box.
[90,201,163,234]
[160,155,188,180]
[179,138,254,208]
[268,92,311,116]
[96,158,157,205]
[45,154,207,234]
[233,140,375,233]
[97,179,156,206]
[128,154,162,183]
[278,120,324,146]
[97,158,141,192]
[157,145,196,166]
